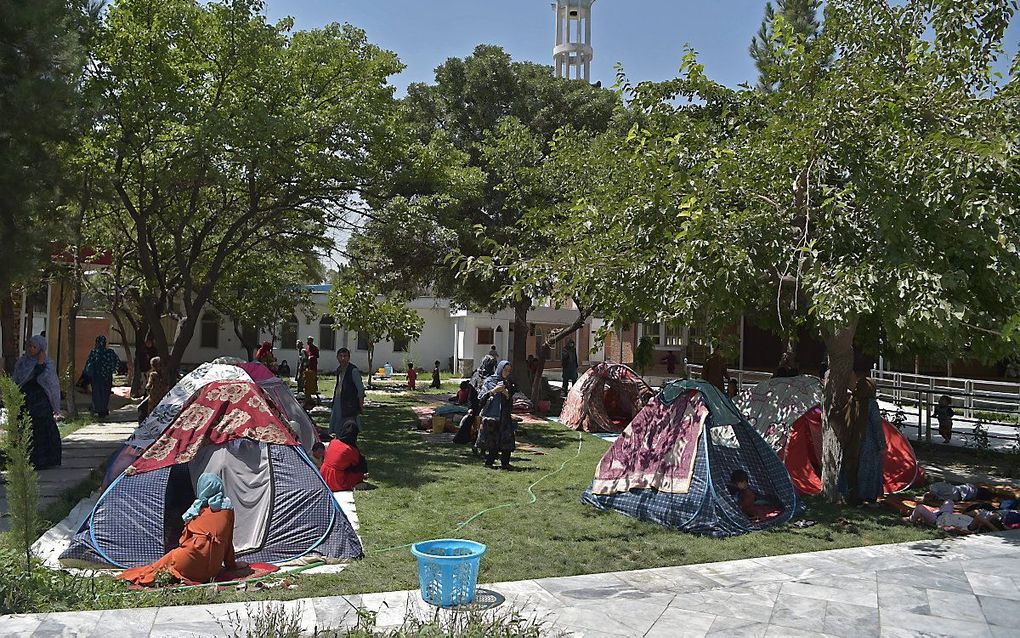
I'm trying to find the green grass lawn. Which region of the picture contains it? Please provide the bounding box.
[7,387,951,614]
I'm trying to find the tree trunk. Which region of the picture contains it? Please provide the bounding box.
[529,305,590,410]
[65,274,81,419]
[820,321,857,502]
[130,318,148,397]
[109,311,135,389]
[511,296,531,396]
[233,319,255,361]
[1,290,20,373]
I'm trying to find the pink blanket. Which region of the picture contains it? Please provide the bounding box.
[591,389,707,495]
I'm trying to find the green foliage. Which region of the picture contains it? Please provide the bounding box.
[77,0,404,370]
[749,0,824,92]
[635,336,656,375]
[0,376,38,568]
[0,0,94,289]
[0,546,122,615]
[329,273,424,383]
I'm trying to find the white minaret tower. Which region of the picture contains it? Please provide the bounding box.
[552,0,594,81]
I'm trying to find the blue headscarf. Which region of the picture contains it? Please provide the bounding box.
[85,335,120,381]
[12,335,61,413]
[183,473,233,522]
[481,360,512,394]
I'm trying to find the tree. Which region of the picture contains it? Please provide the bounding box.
[541,0,1020,501]
[353,45,619,393]
[82,0,403,377]
[329,274,424,387]
[749,0,823,92]
[211,253,320,361]
[0,0,95,371]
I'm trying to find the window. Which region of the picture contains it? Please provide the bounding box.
[200,312,219,349]
[357,331,370,351]
[281,315,298,349]
[392,334,410,352]
[319,316,336,351]
[641,322,662,346]
[665,322,687,348]
[477,328,494,345]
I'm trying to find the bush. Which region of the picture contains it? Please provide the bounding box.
[0,375,39,568]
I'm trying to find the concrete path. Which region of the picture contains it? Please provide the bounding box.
[0,405,136,532]
[3,530,1018,637]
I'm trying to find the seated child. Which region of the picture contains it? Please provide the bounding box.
[312,420,368,491]
[729,469,758,518]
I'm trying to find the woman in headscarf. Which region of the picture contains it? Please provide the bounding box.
[254,340,277,372]
[312,418,369,491]
[118,473,237,586]
[12,335,62,469]
[840,374,887,504]
[476,360,517,469]
[84,335,120,417]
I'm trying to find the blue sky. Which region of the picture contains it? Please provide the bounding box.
[267,1,1018,92]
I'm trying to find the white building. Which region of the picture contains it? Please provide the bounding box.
[180,285,605,376]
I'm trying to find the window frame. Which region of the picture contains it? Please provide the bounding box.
[200,312,220,349]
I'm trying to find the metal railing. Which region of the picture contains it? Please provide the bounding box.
[682,365,1020,448]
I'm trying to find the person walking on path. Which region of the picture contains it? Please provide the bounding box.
[561,339,579,396]
[329,347,365,437]
[840,373,887,504]
[84,335,120,418]
[138,356,170,423]
[477,360,517,470]
[13,335,62,469]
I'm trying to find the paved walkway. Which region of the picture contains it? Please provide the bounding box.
[3,530,1018,637]
[0,405,136,532]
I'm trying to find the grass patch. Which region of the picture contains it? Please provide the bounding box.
[58,413,97,439]
[12,390,955,613]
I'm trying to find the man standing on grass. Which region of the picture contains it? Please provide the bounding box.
[330,347,365,437]
[304,336,320,407]
[561,339,579,396]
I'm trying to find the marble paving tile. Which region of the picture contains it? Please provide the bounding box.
[667,582,781,623]
[764,624,836,638]
[569,594,675,635]
[876,563,974,595]
[644,606,717,638]
[0,614,44,636]
[782,580,878,608]
[30,609,103,637]
[89,607,158,637]
[687,559,792,588]
[925,588,986,623]
[823,600,880,638]
[767,591,828,634]
[310,595,361,631]
[705,615,769,637]
[978,594,1020,627]
[877,582,930,616]
[957,557,1020,576]
[614,565,723,595]
[357,590,417,628]
[879,609,993,638]
[535,572,647,605]
[966,571,1020,600]
[550,603,653,637]
[793,572,877,593]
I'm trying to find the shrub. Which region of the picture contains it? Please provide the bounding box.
[0,375,39,568]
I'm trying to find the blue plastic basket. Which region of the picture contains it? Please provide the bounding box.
[411,539,487,607]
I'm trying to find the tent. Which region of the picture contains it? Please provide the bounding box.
[103,362,317,487]
[581,380,798,536]
[62,379,362,569]
[735,376,923,495]
[560,362,654,433]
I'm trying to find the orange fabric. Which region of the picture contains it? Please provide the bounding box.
[118,508,237,586]
[320,439,365,491]
[783,408,924,496]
